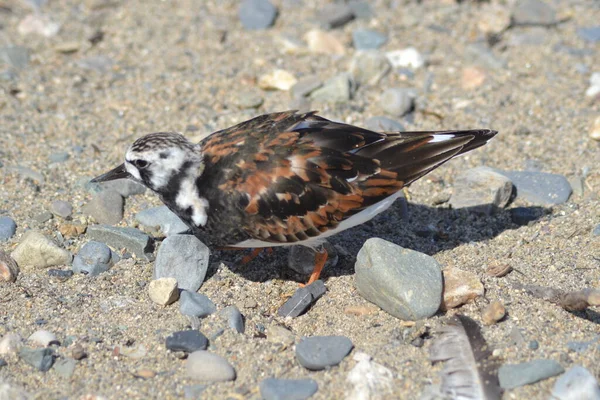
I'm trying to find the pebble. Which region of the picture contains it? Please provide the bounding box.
[528,340,539,350]
[288,242,337,275]
[385,48,424,69]
[568,176,584,197]
[348,51,391,86]
[89,179,146,197]
[592,224,600,237]
[53,358,76,378]
[11,230,72,268]
[0,359,6,368]
[477,3,511,35]
[304,29,345,55]
[166,330,208,353]
[355,238,442,320]
[380,88,415,117]
[461,66,487,90]
[267,325,295,346]
[346,352,394,399]
[494,170,572,206]
[77,55,114,73]
[275,35,307,56]
[551,365,600,400]
[82,189,124,225]
[234,90,264,109]
[71,344,86,360]
[148,277,179,306]
[310,73,354,103]
[352,29,387,50]
[291,76,323,99]
[72,241,119,276]
[260,378,318,400]
[585,72,600,98]
[48,151,70,163]
[348,0,372,19]
[0,333,22,355]
[50,200,73,218]
[296,336,353,371]
[28,330,58,347]
[183,385,207,399]
[482,301,506,325]
[219,306,245,334]
[0,216,17,241]
[179,290,216,318]
[577,26,600,43]
[364,116,405,132]
[86,224,154,261]
[278,280,326,318]
[0,46,30,69]
[465,43,507,70]
[590,116,600,141]
[508,27,548,47]
[33,211,53,224]
[317,3,354,29]
[0,251,19,282]
[135,205,188,236]
[17,14,60,37]
[258,69,297,91]
[59,222,87,237]
[449,166,513,213]
[512,0,557,26]
[499,359,564,389]
[154,234,209,292]
[119,343,147,359]
[440,268,484,310]
[186,351,236,381]
[239,0,277,30]
[19,347,54,372]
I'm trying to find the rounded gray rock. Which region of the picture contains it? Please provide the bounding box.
[352,29,387,50]
[239,0,277,30]
[364,116,405,132]
[186,351,236,382]
[380,88,415,116]
[498,359,564,389]
[260,378,319,400]
[72,241,119,276]
[494,170,572,205]
[355,238,442,320]
[0,216,17,241]
[296,336,353,371]
[154,234,209,292]
[180,290,216,318]
[83,189,124,225]
[449,166,513,213]
[166,330,208,353]
[50,200,73,218]
[135,206,189,237]
[220,306,245,334]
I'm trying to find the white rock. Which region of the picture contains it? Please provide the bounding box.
[28,330,58,347]
[148,277,179,306]
[17,14,60,37]
[258,70,297,91]
[0,333,22,355]
[186,351,236,382]
[385,47,425,69]
[11,230,72,268]
[551,365,600,400]
[346,352,394,400]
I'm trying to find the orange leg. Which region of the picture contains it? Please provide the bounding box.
[302,247,329,287]
[241,248,273,264]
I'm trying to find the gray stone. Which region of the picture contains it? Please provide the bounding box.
[449,167,513,213]
[53,358,76,378]
[494,170,572,206]
[183,385,207,399]
[33,211,53,224]
[83,189,124,225]
[380,88,416,117]
[349,51,391,86]
[291,76,323,99]
[348,1,373,19]
[0,46,30,69]
[87,178,146,197]
[498,359,564,389]
[577,26,600,43]
[72,241,119,276]
[76,55,114,73]
[48,269,73,279]
[278,280,326,318]
[154,234,209,292]
[310,74,354,103]
[48,152,69,163]
[186,351,236,381]
[0,216,17,241]
[352,29,387,50]
[317,3,354,29]
[364,116,405,132]
[508,27,548,46]
[512,0,556,26]
[86,224,154,261]
[220,306,245,334]
[288,242,337,275]
[7,166,44,183]
[260,378,319,400]
[50,200,73,218]
[19,347,54,371]
[239,0,278,30]
[0,358,6,368]
[296,336,353,370]
[551,366,600,400]
[568,176,584,197]
[465,43,507,70]
[180,290,216,318]
[11,230,72,268]
[166,330,208,353]
[355,238,442,320]
[234,91,264,109]
[592,224,600,237]
[135,206,188,236]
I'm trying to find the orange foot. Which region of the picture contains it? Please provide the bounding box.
[300,247,329,287]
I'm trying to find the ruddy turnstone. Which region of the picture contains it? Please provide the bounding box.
[92,111,496,284]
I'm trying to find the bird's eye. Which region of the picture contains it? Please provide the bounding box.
[133,159,149,169]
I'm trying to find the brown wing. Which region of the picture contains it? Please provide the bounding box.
[200,111,496,244]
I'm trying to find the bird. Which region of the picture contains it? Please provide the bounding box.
[91,110,497,285]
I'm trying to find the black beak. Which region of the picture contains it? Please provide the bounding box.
[90,164,131,183]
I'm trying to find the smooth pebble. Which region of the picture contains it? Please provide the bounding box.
[186,351,236,381]
[296,336,353,371]
[154,234,209,292]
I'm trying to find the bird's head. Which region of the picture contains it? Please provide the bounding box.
[91,132,203,192]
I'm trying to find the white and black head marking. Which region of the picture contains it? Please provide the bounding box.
[124,132,203,192]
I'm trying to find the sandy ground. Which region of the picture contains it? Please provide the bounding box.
[1,0,599,399]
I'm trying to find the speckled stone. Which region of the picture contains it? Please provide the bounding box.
[11,230,72,268]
